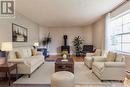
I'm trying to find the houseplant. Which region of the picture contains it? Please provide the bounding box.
[73,36,83,56]
[42,32,51,47]
[41,32,52,57]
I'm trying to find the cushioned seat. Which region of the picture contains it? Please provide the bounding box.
[51,71,74,87]
[93,62,104,71]
[84,50,108,69]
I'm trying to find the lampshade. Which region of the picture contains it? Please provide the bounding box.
[1,42,13,51]
[33,42,39,47]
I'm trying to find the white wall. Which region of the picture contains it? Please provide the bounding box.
[111,1,130,18]
[82,25,93,45]
[39,26,48,43]
[0,12,39,48]
[40,27,84,55]
[92,17,105,49]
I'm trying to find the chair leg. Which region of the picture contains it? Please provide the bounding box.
[28,74,31,78]
[101,80,104,82]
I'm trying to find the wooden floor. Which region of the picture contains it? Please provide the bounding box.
[0,83,111,87]
[45,55,84,62]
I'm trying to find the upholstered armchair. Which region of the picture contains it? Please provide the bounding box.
[92,53,126,81]
[84,50,107,69]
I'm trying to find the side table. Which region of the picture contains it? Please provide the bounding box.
[0,63,18,86]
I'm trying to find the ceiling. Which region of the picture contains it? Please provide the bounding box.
[16,0,125,27]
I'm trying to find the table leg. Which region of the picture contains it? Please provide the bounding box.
[16,65,18,80]
[5,72,8,80]
[7,72,11,86]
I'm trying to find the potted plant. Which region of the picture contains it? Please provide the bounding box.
[42,32,51,47]
[73,36,83,56]
[41,32,51,57]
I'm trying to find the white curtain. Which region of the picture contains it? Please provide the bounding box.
[105,13,111,51]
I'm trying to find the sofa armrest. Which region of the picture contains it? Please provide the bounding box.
[8,58,24,63]
[86,53,94,57]
[93,57,107,62]
[104,62,126,67]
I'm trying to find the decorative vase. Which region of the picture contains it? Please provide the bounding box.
[63,54,67,59]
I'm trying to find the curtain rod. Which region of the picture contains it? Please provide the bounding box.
[109,0,129,13]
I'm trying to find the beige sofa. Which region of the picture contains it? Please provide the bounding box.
[8,47,45,77]
[92,53,126,81]
[84,50,108,69]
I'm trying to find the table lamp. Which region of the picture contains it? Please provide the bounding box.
[1,42,13,63]
[33,42,39,49]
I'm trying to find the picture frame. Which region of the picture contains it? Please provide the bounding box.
[12,23,28,42]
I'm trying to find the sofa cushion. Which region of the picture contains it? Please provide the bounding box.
[8,51,16,59]
[24,55,43,66]
[106,52,116,62]
[21,48,30,58]
[93,62,104,71]
[94,49,101,56]
[27,48,32,57]
[115,55,124,62]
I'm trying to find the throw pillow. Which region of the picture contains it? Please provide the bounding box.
[106,52,116,62]
[15,51,22,59]
[31,49,38,56]
[115,55,124,62]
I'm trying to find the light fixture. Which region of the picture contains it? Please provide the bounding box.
[34,42,39,47]
[33,42,39,49]
[1,42,13,63]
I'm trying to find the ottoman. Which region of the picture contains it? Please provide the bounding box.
[51,71,74,87]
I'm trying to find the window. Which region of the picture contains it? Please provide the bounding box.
[110,10,130,53]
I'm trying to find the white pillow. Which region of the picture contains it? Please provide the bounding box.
[115,55,124,62]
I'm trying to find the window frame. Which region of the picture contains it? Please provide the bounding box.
[110,10,130,54]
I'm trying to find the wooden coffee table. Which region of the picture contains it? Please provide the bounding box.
[55,58,74,73]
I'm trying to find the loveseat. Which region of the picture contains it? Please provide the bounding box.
[92,52,126,81]
[8,47,45,77]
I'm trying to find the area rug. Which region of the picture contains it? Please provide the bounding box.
[14,84,111,87]
[14,62,111,85]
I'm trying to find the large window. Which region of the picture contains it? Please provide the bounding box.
[110,10,130,53]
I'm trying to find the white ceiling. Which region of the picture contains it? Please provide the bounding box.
[16,0,125,27]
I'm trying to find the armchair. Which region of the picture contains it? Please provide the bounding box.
[84,50,107,69]
[92,54,126,81]
[81,45,95,56]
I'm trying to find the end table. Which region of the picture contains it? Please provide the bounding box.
[0,63,18,86]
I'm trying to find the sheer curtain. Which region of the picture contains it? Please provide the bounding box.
[105,13,111,51]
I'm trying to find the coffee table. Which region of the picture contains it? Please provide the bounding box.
[55,58,74,73]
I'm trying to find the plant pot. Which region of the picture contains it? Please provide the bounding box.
[76,53,81,57]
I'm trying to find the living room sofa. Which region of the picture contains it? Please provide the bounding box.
[92,52,126,81]
[8,47,45,77]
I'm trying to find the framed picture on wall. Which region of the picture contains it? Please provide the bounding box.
[12,23,28,42]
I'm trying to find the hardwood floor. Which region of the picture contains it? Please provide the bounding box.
[45,55,84,62]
